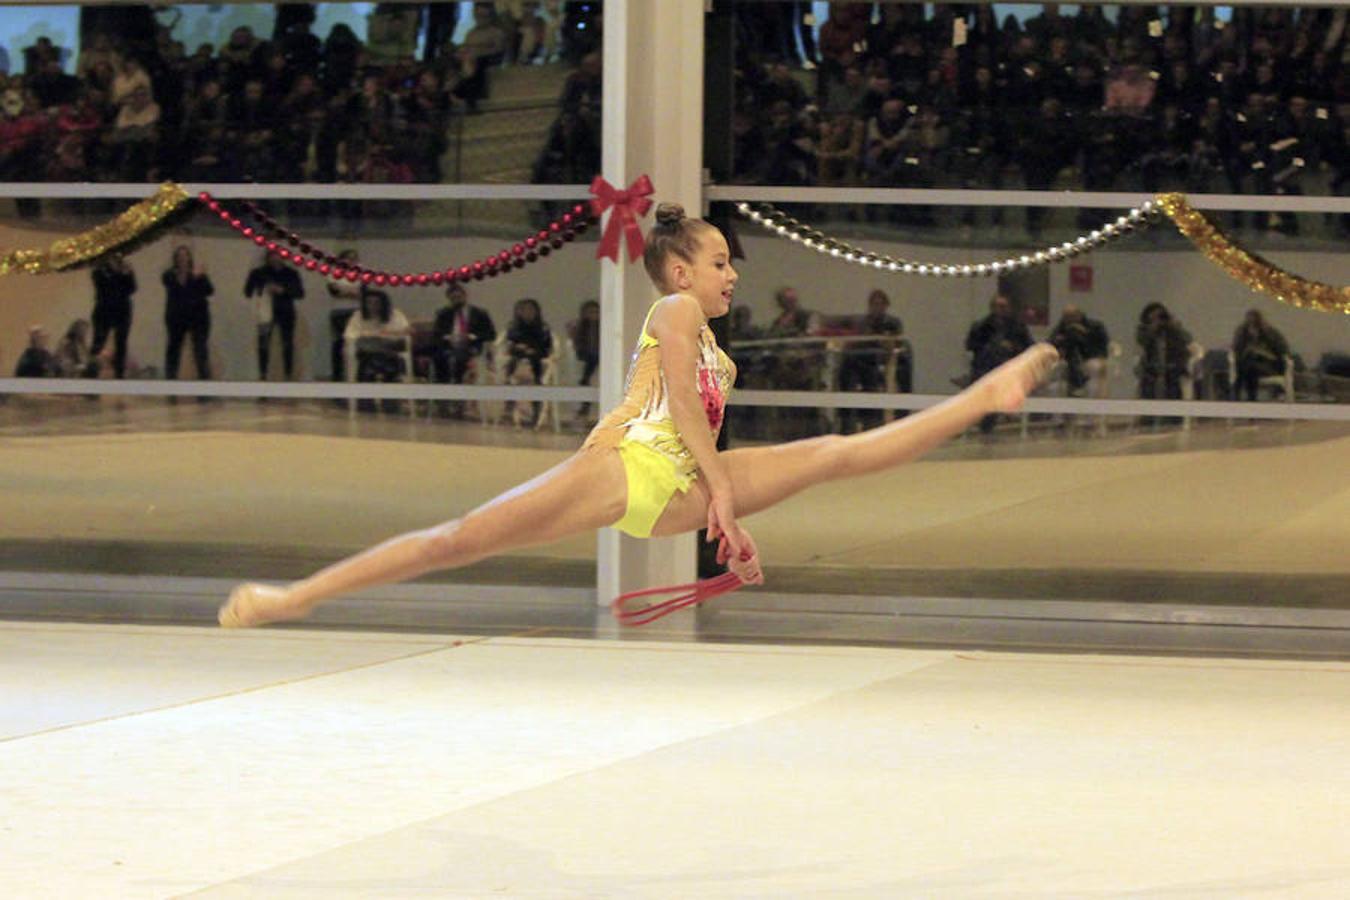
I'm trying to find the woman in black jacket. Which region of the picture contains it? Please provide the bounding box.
[162,244,214,381]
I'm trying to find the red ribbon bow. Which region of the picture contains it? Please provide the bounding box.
[590,175,654,263]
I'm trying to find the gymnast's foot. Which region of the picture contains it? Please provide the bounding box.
[980,343,1060,414]
[218,582,311,628]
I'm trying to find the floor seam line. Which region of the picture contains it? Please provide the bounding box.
[0,640,476,746]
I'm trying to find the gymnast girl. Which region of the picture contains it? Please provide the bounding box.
[219,203,1059,628]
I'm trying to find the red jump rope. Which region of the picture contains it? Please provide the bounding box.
[610,537,750,626]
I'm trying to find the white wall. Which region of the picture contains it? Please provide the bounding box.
[2,221,1346,395]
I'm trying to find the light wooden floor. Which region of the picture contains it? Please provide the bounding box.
[3,621,1347,898]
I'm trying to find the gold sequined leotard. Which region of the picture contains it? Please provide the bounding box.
[583,297,735,537]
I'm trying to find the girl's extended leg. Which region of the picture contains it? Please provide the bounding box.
[220,449,628,627]
[652,343,1059,533]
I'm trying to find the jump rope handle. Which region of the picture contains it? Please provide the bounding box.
[610,537,750,626]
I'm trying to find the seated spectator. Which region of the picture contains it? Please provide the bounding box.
[226,78,276,181]
[13,326,58,378]
[29,56,80,109]
[453,2,510,111]
[817,111,863,186]
[326,249,362,382]
[400,70,451,183]
[108,84,160,179]
[55,319,99,378]
[345,290,410,410]
[967,293,1033,432]
[567,298,599,419]
[504,297,552,385]
[1048,305,1110,395]
[862,98,908,186]
[567,298,599,389]
[838,289,905,433]
[762,100,815,185]
[759,61,809,112]
[0,88,45,183]
[109,52,151,113]
[504,297,552,425]
[432,282,496,389]
[1232,309,1291,400]
[558,50,602,123]
[1135,301,1193,402]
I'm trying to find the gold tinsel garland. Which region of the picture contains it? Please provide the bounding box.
[0,182,192,276]
[1155,192,1350,315]
[0,185,1344,317]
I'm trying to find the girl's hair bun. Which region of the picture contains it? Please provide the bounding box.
[654,203,685,227]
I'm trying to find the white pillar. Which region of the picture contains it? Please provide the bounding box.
[596,0,705,619]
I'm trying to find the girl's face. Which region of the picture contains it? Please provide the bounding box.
[517,303,538,323]
[174,247,192,268]
[670,230,737,320]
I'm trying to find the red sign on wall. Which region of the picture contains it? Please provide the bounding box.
[1069,264,1094,292]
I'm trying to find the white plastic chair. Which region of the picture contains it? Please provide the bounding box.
[346,333,414,418]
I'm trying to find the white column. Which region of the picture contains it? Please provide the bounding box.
[596,0,705,620]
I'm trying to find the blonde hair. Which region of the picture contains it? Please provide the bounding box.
[642,202,717,291]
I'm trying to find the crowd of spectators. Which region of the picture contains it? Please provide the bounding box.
[733,3,1348,222]
[0,2,600,189]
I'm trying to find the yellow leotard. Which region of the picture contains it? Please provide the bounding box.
[582,297,735,538]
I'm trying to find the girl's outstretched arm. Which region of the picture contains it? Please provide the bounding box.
[647,294,762,583]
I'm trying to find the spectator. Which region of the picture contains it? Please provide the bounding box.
[558,50,601,123]
[400,69,452,182]
[453,2,510,111]
[13,326,57,378]
[108,84,160,180]
[55,319,98,378]
[504,296,552,384]
[29,56,80,109]
[504,297,553,425]
[1232,309,1291,400]
[1135,301,1193,403]
[243,250,305,381]
[326,249,363,382]
[838,289,905,433]
[90,253,136,379]
[226,78,276,181]
[862,97,908,187]
[109,52,151,113]
[567,297,599,389]
[567,298,600,420]
[817,111,864,186]
[1048,304,1110,395]
[966,293,1033,433]
[762,99,815,185]
[344,289,411,411]
[162,244,214,383]
[432,282,496,392]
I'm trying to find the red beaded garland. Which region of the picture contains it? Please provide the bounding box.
[512,243,525,256]
[360,272,374,284]
[305,260,318,271]
[458,265,472,280]
[431,272,445,285]
[525,236,538,249]
[253,235,267,246]
[319,264,331,276]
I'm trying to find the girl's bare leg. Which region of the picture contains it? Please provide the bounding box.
[652,343,1059,534]
[220,449,628,627]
